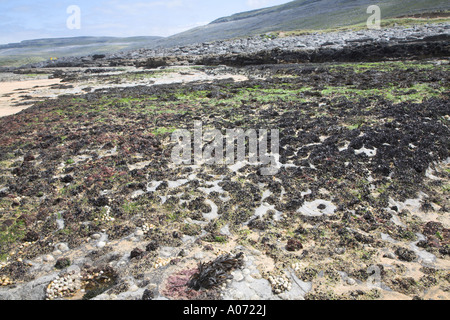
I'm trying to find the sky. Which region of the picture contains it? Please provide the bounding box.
[0,0,293,44]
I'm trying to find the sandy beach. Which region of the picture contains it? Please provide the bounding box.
[0,78,61,118]
[0,68,248,119]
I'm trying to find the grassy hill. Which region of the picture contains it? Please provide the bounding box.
[159,0,450,47]
[0,36,161,67]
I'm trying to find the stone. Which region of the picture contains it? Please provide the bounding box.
[43,255,55,262]
[232,270,244,282]
[251,273,262,280]
[395,247,417,262]
[24,231,39,242]
[383,252,396,259]
[56,243,69,252]
[178,249,189,257]
[91,233,101,240]
[97,241,106,249]
[129,284,139,292]
[142,289,154,300]
[54,258,71,270]
[286,238,303,251]
[60,175,74,183]
[146,241,159,252]
[130,248,144,259]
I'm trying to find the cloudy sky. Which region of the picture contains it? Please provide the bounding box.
[0,0,292,44]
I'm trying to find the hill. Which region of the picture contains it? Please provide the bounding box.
[157,0,450,47]
[0,36,161,67]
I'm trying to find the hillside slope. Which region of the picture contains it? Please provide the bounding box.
[158,0,449,47]
[0,36,161,67]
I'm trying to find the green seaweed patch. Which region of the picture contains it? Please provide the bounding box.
[151,127,176,136]
[320,83,445,103]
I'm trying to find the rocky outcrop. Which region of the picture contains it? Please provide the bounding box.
[19,23,450,69]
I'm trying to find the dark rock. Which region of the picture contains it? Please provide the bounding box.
[439,245,450,256]
[23,153,35,162]
[354,232,375,244]
[172,231,181,238]
[55,258,71,270]
[60,175,74,183]
[141,57,168,69]
[130,248,144,259]
[142,289,154,300]
[423,34,450,42]
[146,241,159,252]
[286,238,303,251]
[248,217,269,231]
[91,196,109,207]
[395,247,417,262]
[23,230,39,242]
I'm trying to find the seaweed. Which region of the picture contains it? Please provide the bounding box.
[187,252,244,291]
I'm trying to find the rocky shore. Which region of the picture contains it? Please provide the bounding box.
[9,23,448,71]
[0,24,449,300]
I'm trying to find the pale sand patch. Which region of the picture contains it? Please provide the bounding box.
[0,68,248,119]
[0,78,61,118]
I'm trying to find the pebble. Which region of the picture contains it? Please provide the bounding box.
[44,255,55,262]
[97,241,106,248]
[152,257,171,269]
[383,252,396,259]
[251,273,262,280]
[178,249,189,257]
[232,270,244,282]
[46,271,81,300]
[129,284,139,292]
[0,275,12,286]
[267,272,291,294]
[251,249,262,256]
[56,243,69,252]
[147,283,157,290]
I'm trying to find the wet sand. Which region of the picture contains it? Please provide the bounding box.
[0,78,61,118]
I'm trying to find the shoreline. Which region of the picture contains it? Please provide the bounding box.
[0,78,61,118]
